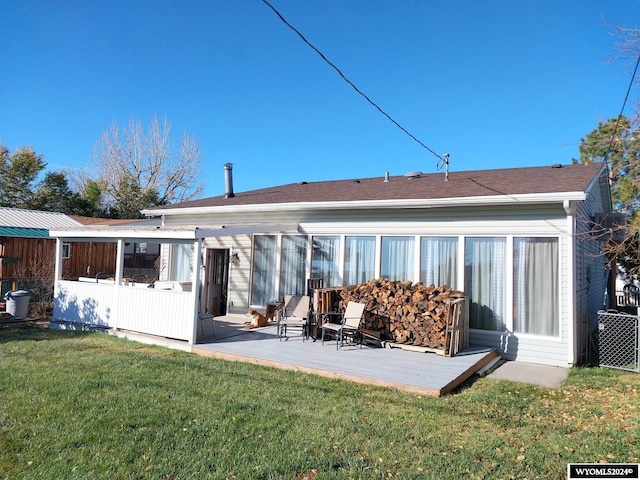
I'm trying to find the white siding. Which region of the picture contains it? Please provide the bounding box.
[470,330,568,366]
[572,170,610,364]
[53,280,196,342]
[203,235,252,314]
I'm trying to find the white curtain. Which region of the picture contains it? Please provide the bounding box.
[465,237,506,331]
[280,235,307,296]
[251,235,276,305]
[312,236,340,287]
[171,243,192,282]
[421,237,458,288]
[381,237,414,281]
[344,236,375,285]
[514,237,559,336]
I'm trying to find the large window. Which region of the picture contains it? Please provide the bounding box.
[280,235,307,296]
[344,236,375,285]
[251,235,277,305]
[381,236,414,281]
[248,233,561,336]
[465,237,506,331]
[171,243,192,282]
[421,237,458,288]
[514,237,559,336]
[312,236,341,287]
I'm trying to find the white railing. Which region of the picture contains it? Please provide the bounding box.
[54,280,196,342]
[616,288,640,307]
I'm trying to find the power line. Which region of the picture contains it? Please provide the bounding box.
[607,52,640,159]
[261,0,443,161]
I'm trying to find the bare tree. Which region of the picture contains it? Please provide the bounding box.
[13,249,56,320]
[607,26,640,76]
[576,26,640,279]
[77,116,205,218]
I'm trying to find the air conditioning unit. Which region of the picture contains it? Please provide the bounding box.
[593,212,627,243]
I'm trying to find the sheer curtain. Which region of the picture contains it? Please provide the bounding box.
[171,243,192,281]
[381,237,414,281]
[344,236,375,285]
[420,237,458,288]
[280,235,308,296]
[251,235,276,305]
[465,237,506,331]
[312,236,340,287]
[514,237,559,336]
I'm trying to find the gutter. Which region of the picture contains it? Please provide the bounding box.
[143,191,588,217]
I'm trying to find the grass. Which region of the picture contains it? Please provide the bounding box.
[1,325,639,480]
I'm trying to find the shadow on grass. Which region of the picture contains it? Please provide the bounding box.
[0,323,92,345]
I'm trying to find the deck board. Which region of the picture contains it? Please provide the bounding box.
[192,317,497,397]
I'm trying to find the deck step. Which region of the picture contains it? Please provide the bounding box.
[475,355,503,376]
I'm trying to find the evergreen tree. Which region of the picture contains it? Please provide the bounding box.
[0,144,46,208]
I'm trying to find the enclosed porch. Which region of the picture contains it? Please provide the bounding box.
[49,224,296,344]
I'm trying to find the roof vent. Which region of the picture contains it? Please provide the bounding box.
[384,171,390,182]
[404,170,422,179]
[353,179,360,184]
[551,164,563,169]
[298,181,307,185]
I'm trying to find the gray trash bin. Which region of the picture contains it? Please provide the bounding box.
[5,290,30,319]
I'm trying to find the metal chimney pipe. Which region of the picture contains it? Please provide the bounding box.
[224,163,235,198]
[384,171,390,182]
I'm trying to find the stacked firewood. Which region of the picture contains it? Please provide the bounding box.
[338,278,465,350]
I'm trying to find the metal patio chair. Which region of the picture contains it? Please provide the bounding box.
[277,295,310,341]
[321,301,366,350]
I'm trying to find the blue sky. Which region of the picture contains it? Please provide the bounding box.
[1,1,639,198]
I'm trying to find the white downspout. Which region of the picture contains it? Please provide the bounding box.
[564,200,577,366]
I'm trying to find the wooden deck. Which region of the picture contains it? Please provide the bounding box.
[192,315,498,397]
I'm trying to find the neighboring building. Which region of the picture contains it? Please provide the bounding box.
[0,207,84,281]
[0,207,158,285]
[50,163,612,367]
[70,216,162,280]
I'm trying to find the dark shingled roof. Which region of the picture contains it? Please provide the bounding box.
[69,216,152,226]
[151,163,606,211]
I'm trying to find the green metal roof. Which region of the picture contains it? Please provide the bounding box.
[0,226,49,238]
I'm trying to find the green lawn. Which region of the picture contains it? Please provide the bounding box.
[1,325,639,480]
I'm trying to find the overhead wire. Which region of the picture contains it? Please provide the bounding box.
[260,0,443,161]
[606,51,640,164]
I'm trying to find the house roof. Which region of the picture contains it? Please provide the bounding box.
[143,163,608,215]
[69,216,161,227]
[0,226,50,238]
[0,207,82,237]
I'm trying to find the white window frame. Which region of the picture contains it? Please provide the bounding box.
[462,234,562,339]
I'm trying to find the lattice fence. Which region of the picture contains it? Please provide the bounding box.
[598,310,639,372]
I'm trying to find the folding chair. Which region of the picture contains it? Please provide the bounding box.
[321,301,366,350]
[277,295,310,341]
